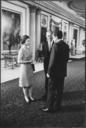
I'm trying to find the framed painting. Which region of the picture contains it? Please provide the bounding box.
[40,14,48,27]
[1,9,21,51]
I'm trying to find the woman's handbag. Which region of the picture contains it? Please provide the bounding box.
[31,63,35,71]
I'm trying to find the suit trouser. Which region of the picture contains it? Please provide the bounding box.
[44,58,49,97]
[47,77,64,110]
[44,72,48,97]
[44,63,49,97]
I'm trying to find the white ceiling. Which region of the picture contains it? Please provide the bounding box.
[53,0,85,19]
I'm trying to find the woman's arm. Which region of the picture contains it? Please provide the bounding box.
[17,48,26,64]
[18,48,34,64]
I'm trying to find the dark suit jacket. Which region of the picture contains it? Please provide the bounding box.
[42,40,51,73]
[47,40,69,78]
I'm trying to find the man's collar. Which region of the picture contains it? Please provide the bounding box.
[54,39,62,43]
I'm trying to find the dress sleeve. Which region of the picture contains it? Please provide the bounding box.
[17,48,24,63]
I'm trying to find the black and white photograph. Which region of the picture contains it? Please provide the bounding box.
[1,0,86,127]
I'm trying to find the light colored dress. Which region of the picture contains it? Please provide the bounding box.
[18,45,33,88]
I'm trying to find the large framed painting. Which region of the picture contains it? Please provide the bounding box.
[41,14,48,27]
[1,9,21,51]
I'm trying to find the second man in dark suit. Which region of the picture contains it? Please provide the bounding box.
[42,29,69,112]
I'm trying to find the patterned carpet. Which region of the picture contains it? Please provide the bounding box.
[1,59,85,127]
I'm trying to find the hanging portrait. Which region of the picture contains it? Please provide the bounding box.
[41,14,48,27]
[1,9,21,51]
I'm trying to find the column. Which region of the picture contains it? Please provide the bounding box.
[36,9,41,49]
[69,22,74,46]
[78,27,81,46]
[79,27,85,46]
[30,7,36,61]
[76,26,79,48]
[48,15,51,31]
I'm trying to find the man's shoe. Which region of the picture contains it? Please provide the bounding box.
[42,108,49,112]
[42,108,54,113]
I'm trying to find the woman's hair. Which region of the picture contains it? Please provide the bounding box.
[21,35,30,44]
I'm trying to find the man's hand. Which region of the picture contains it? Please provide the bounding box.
[46,73,50,78]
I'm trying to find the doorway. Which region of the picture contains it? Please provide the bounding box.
[73,29,78,48]
[36,27,47,62]
[41,27,47,43]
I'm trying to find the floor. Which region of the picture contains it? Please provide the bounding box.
[1,59,85,127]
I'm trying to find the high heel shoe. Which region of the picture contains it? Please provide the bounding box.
[24,96,29,103]
[29,96,34,101]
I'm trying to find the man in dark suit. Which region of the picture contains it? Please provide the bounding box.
[42,31,52,100]
[42,29,69,112]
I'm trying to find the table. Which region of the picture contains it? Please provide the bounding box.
[2,52,18,69]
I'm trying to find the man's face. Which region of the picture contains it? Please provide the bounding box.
[47,34,51,40]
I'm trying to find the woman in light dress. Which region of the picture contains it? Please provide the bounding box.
[18,35,34,103]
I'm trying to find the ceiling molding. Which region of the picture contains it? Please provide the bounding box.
[20,0,85,28]
[68,1,84,12]
[40,1,85,27]
[67,0,85,19]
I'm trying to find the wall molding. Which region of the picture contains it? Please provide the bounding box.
[23,0,85,28]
